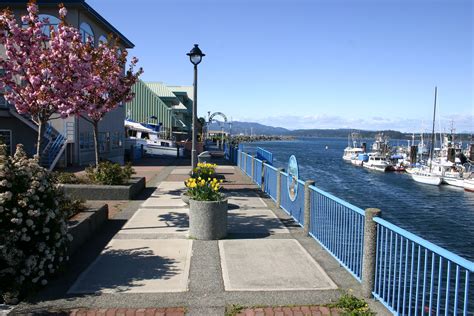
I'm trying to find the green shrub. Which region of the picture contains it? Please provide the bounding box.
[330,292,375,316]
[59,198,86,219]
[85,161,135,185]
[0,145,71,304]
[55,172,82,184]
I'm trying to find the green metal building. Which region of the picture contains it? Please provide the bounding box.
[126,80,193,141]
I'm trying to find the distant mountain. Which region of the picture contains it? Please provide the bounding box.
[208,120,473,141]
[208,121,290,136]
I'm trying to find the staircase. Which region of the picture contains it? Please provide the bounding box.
[9,107,74,170]
[40,122,74,171]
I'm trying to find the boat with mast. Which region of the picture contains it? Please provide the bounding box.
[410,87,443,186]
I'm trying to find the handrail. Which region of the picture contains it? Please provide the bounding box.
[309,184,365,216]
[263,163,278,172]
[374,217,474,272]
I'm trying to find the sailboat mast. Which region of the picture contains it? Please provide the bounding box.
[429,86,437,172]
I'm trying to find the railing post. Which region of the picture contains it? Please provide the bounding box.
[251,155,255,180]
[362,208,381,298]
[261,160,266,192]
[304,180,315,235]
[243,152,247,172]
[276,168,284,208]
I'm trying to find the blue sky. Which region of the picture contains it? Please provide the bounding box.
[88,0,472,132]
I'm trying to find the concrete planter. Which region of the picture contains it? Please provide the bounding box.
[189,199,228,240]
[67,204,108,255]
[181,192,190,205]
[61,177,145,200]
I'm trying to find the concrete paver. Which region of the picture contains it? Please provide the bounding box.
[141,194,187,207]
[68,239,192,294]
[219,239,337,291]
[120,208,188,235]
[170,168,191,175]
[228,208,289,234]
[228,196,268,209]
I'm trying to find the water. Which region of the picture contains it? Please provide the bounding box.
[243,137,474,261]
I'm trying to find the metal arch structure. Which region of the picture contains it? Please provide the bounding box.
[208,112,228,124]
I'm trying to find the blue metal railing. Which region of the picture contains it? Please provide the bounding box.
[373,217,473,315]
[227,149,473,315]
[257,147,273,165]
[263,163,278,201]
[280,172,305,226]
[245,153,253,176]
[309,184,365,281]
[253,158,263,186]
[46,134,66,167]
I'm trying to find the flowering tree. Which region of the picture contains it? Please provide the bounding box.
[0,1,90,156]
[80,41,142,166]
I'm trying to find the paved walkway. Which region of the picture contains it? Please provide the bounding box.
[10,161,390,316]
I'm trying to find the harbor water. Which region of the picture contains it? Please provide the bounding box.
[243,137,474,261]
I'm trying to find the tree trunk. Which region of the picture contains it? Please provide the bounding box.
[36,119,45,158]
[92,120,100,167]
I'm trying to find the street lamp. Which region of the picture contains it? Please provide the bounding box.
[187,44,205,170]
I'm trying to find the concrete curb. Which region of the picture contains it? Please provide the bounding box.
[61,177,145,200]
[68,204,109,255]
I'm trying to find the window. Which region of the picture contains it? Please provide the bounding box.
[0,130,12,155]
[0,95,7,109]
[98,35,107,44]
[38,14,60,37]
[140,132,149,140]
[79,132,94,151]
[112,132,122,149]
[80,22,94,45]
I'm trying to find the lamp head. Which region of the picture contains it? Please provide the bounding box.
[187,44,205,65]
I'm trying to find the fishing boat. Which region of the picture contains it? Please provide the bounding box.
[363,153,394,172]
[124,120,184,157]
[342,132,364,161]
[410,87,443,186]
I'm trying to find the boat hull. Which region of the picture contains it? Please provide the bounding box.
[411,173,443,186]
[464,179,474,192]
[144,145,184,157]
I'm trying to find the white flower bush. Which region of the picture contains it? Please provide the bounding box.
[0,145,71,304]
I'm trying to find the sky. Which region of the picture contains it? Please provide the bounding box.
[88,0,473,132]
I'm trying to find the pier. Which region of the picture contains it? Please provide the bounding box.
[227,145,473,315]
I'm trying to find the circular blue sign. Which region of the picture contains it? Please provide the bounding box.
[287,155,299,202]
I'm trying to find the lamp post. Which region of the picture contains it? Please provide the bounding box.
[187,44,205,170]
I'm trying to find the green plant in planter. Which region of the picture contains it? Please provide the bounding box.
[85,161,135,185]
[192,162,217,179]
[185,176,224,201]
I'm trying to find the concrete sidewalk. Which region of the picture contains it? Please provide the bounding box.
[11,162,390,316]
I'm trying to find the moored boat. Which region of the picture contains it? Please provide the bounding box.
[363,153,394,172]
[464,177,474,192]
[410,168,443,186]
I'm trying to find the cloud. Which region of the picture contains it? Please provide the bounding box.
[233,113,474,133]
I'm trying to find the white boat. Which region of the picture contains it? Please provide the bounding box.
[125,120,184,157]
[410,168,443,186]
[363,153,394,172]
[410,87,442,186]
[464,178,474,192]
[343,147,364,161]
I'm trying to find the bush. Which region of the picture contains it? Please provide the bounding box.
[0,145,71,304]
[54,172,83,184]
[330,292,375,316]
[59,198,86,219]
[85,161,135,185]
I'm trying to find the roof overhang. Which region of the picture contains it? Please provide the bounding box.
[2,0,134,48]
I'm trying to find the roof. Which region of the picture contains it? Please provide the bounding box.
[2,0,134,48]
[145,82,178,99]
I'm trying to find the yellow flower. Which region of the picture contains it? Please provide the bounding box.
[219,179,223,183]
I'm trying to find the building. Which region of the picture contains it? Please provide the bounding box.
[0,0,134,168]
[126,81,194,142]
